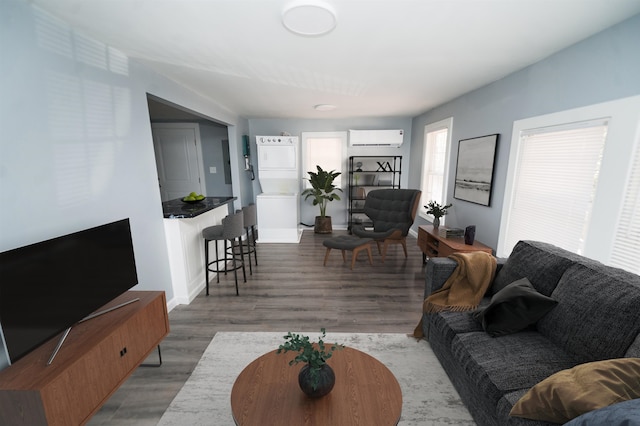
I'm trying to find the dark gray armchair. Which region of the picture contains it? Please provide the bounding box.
[351,189,421,262]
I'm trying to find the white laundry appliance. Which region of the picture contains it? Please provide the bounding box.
[255,135,303,243]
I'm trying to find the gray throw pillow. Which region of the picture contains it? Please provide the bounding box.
[473,277,558,337]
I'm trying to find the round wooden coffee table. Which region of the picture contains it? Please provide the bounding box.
[231,346,402,425]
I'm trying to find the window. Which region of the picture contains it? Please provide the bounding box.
[301,132,347,188]
[609,139,640,274]
[419,118,452,223]
[498,95,640,272]
[500,120,608,255]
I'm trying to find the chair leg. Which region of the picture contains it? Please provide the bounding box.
[341,249,346,263]
[251,225,258,266]
[366,245,373,265]
[215,239,221,284]
[238,236,247,283]
[245,227,253,275]
[401,238,408,257]
[381,240,390,263]
[323,248,332,266]
[230,238,239,296]
[204,239,210,296]
[375,241,382,255]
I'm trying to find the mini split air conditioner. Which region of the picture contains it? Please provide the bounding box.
[348,129,404,147]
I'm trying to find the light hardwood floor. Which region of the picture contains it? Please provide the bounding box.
[89,229,427,425]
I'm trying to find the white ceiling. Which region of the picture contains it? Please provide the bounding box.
[32,0,640,120]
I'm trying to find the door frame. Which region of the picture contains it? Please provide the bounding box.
[151,122,208,201]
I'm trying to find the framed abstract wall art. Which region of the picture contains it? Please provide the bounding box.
[453,134,499,206]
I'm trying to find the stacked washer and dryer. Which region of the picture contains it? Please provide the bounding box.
[255,135,303,243]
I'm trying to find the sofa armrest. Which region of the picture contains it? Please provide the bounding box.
[424,256,506,298]
[424,257,458,297]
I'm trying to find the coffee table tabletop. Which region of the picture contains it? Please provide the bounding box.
[231,346,402,425]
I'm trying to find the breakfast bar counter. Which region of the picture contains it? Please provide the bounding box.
[162,196,237,305]
[162,196,235,218]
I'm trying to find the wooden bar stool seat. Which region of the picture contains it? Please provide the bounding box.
[323,236,374,269]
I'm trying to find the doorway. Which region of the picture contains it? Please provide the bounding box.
[147,96,232,202]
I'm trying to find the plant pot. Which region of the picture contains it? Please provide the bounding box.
[314,216,333,234]
[298,363,335,398]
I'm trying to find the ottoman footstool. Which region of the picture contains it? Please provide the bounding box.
[323,236,374,269]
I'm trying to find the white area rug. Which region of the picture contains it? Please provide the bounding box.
[158,332,474,426]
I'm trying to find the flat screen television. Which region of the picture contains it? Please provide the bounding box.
[0,218,138,365]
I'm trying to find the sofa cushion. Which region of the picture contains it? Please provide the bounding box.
[473,278,558,337]
[428,298,489,343]
[451,331,577,409]
[491,241,578,296]
[537,263,640,363]
[510,358,640,424]
[564,398,640,426]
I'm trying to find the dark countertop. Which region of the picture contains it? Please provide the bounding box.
[162,196,236,218]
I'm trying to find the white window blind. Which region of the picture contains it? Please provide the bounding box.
[609,140,640,273]
[420,118,451,223]
[302,133,345,188]
[502,120,608,255]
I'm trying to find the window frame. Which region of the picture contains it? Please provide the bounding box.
[418,117,453,224]
[498,95,640,265]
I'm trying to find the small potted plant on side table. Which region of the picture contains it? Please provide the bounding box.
[277,328,344,398]
[425,200,452,228]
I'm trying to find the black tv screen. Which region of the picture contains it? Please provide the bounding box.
[0,218,138,364]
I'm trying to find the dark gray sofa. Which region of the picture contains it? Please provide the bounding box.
[421,240,640,425]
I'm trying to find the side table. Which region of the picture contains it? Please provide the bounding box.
[417,225,493,263]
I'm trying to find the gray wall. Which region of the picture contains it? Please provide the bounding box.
[248,117,413,228]
[200,123,233,197]
[408,14,640,251]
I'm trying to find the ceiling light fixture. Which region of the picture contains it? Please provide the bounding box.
[314,104,337,111]
[282,1,337,37]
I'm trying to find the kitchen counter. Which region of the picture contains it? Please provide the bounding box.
[162,196,236,305]
[162,196,236,218]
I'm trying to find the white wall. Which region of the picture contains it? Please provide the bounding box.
[0,1,245,309]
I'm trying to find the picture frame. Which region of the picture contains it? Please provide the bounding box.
[453,134,499,206]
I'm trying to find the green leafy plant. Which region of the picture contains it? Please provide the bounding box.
[277,328,344,390]
[424,200,452,218]
[301,166,343,218]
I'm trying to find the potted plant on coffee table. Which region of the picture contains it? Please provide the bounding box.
[425,200,452,228]
[301,166,342,234]
[277,328,344,398]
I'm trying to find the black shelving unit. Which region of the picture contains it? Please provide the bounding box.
[348,156,402,231]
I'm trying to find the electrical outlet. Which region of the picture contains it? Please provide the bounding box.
[209,167,217,174]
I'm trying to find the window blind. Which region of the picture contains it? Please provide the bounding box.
[609,140,640,273]
[420,122,450,222]
[503,120,608,255]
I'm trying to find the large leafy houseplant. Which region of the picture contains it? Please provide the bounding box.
[277,328,343,397]
[301,166,342,218]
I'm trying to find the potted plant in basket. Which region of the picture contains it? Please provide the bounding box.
[277,328,344,398]
[301,166,342,234]
[425,200,452,228]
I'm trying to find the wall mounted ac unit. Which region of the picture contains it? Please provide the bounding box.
[348,129,404,147]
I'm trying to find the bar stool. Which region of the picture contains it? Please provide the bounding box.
[242,203,258,273]
[203,211,246,296]
[229,203,258,274]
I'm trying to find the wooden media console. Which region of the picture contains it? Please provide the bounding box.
[0,291,169,425]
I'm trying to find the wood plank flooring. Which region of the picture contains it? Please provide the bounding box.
[88,229,427,425]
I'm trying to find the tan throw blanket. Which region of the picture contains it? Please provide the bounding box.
[413,251,496,338]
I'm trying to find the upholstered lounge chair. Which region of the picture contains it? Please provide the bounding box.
[351,189,421,262]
